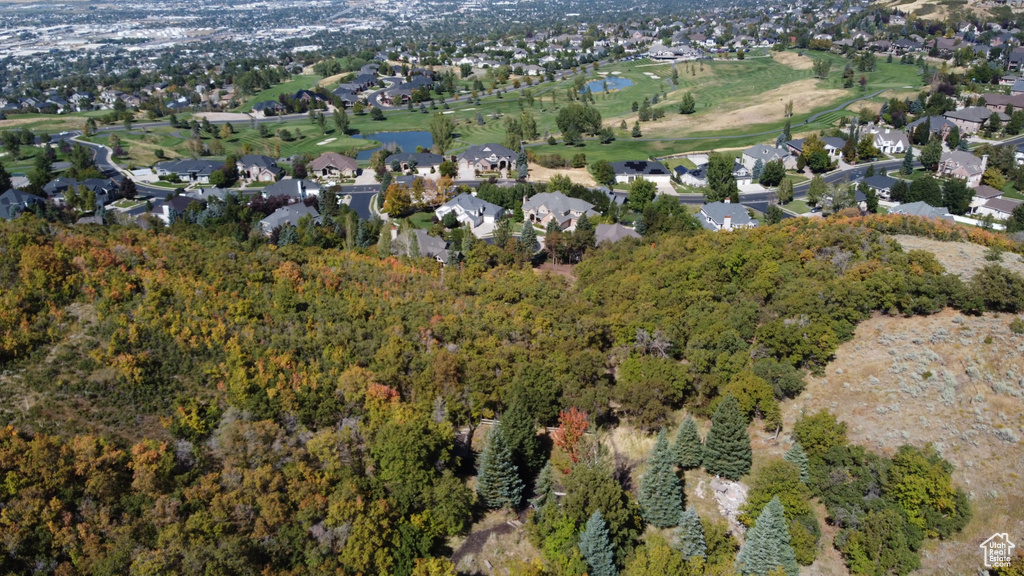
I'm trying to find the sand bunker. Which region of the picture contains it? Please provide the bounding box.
[317,138,337,145]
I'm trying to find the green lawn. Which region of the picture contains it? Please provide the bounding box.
[112,199,145,209]
[409,211,436,229]
[783,200,811,214]
[236,75,324,112]
[1000,181,1024,200]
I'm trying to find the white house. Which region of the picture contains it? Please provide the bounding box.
[609,160,672,184]
[435,193,503,228]
[699,201,757,231]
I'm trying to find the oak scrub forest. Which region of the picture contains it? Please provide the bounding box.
[1,211,1022,576]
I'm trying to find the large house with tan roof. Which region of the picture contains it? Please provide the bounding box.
[309,152,359,181]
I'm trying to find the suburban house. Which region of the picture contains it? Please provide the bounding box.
[865,126,910,155]
[1013,79,1024,96]
[969,185,1005,211]
[889,201,954,221]
[523,191,597,230]
[0,189,44,220]
[609,160,672,184]
[938,151,988,187]
[733,162,753,186]
[906,115,958,140]
[413,229,454,265]
[975,197,1022,220]
[982,93,1024,113]
[154,159,223,184]
[42,177,118,204]
[594,223,641,244]
[259,204,320,235]
[786,137,845,162]
[252,100,286,117]
[674,163,708,187]
[386,152,444,175]
[741,144,794,171]
[435,193,503,228]
[236,155,283,182]
[309,152,359,180]
[262,179,321,200]
[646,42,701,61]
[157,196,202,225]
[457,144,517,174]
[943,107,1008,134]
[860,174,899,198]
[699,201,757,231]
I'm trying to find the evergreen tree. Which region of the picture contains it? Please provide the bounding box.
[672,506,707,559]
[672,417,703,470]
[376,225,392,258]
[461,223,477,253]
[735,496,799,576]
[752,159,764,181]
[638,429,684,528]
[901,146,914,176]
[499,390,543,473]
[632,121,642,138]
[531,460,557,509]
[782,120,791,141]
[579,510,618,576]
[517,221,539,262]
[782,443,810,484]
[679,92,696,114]
[702,395,752,480]
[516,149,529,179]
[476,427,523,509]
[0,161,13,192]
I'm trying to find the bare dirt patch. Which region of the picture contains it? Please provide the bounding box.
[786,309,1024,575]
[318,73,347,87]
[647,79,848,134]
[193,112,252,122]
[535,262,576,285]
[893,234,1024,279]
[527,166,597,187]
[772,51,814,71]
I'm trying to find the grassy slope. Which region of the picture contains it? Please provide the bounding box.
[235,75,324,113]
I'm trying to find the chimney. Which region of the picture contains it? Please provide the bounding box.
[981,154,989,173]
[723,215,732,230]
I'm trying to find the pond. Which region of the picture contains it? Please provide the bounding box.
[354,131,434,160]
[581,76,634,93]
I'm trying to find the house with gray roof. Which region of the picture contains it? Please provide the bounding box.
[786,137,845,162]
[435,193,503,228]
[0,189,44,220]
[699,201,756,231]
[155,159,223,184]
[742,145,794,170]
[413,229,454,264]
[860,174,898,198]
[943,106,1008,134]
[675,163,708,187]
[523,191,597,230]
[386,152,444,175]
[907,115,958,139]
[259,203,320,235]
[236,155,282,182]
[866,126,910,155]
[457,144,516,175]
[309,152,358,181]
[938,151,988,187]
[594,223,641,245]
[975,197,1022,220]
[610,160,672,184]
[252,100,286,117]
[262,179,321,200]
[889,201,954,221]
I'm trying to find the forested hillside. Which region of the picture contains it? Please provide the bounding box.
[0,214,1019,575]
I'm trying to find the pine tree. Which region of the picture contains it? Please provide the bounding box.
[0,161,12,193]
[901,146,914,176]
[579,510,617,576]
[672,417,703,470]
[783,443,810,484]
[499,391,542,473]
[639,429,684,528]
[735,496,799,576]
[516,149,529,179]
[531,460,557,508]
[461,223,477,253]
[632,121,642,138]
[476,427,523,509]
[517,221,539,262]
[752,159,764,181]
[702,395,752,480]
[672,506,706,558]
[376,225,392,258]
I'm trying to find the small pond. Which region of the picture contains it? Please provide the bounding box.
[354,131,434,160]
[581,76,634,93]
